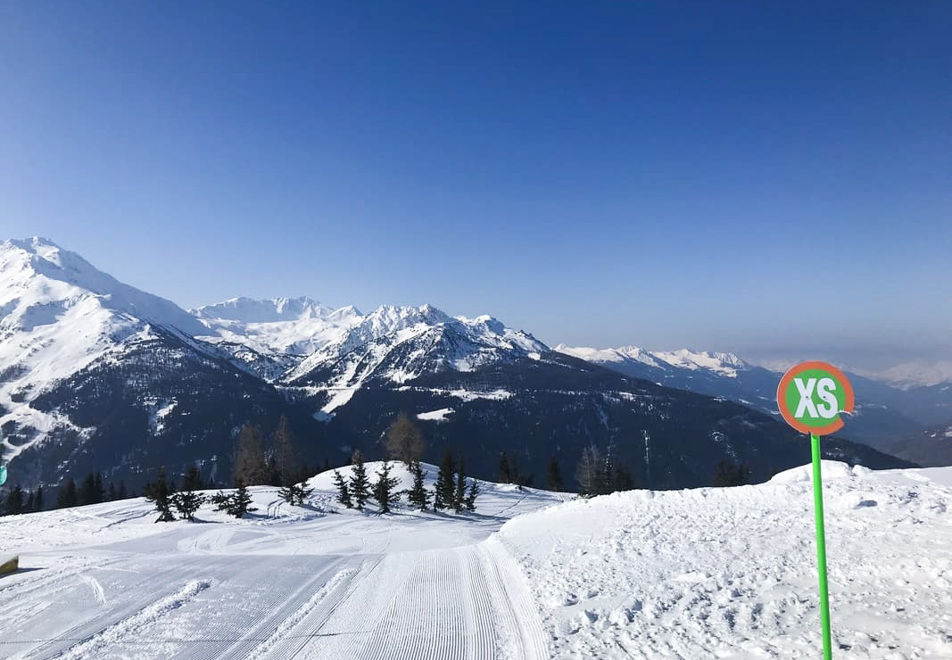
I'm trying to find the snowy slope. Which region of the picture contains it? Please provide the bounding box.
[556,344,752,379]
[0,463,569,660]
[499,462,952,659]
[0,238,207,460]
[2,463,950,659]
[193,296,362,358]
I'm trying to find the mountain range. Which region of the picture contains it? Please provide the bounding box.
[0,237,940,492]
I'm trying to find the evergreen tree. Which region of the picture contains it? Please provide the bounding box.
[322,457,330,472]
[144,466,176,523]
[546,456,563,491]
[229,483,256,518]
[270,415,299,487]
[181,464,204,491]
[4,484,24,515]
[453,455,467,513]
[576,445,603,497]
[498,451,512,484]
[117,481,128,500]
[106,481,118,501]
[384,413,426,466]
[80,472,104,505]
[712,461,751,487]
[56,478,78,509]
[34,485,44,512]
[433,450,456,510]
[278,480,314,506]
[464,478,480,512]
[211,490,232,512]
[233,423,267,486]
[613,465,636,492]
[406,461,430,510]
[332,470,352,508]
[170,490,205,521]
[372,460,401,514]
[26,489,35,513]
[349,450,371,510]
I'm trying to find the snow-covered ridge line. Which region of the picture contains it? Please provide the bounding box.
[556,344,751,377]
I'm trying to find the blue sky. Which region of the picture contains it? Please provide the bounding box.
[1,2,950,368]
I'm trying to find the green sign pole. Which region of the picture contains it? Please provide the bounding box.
[811,432,833,660]
[777,361,855,659]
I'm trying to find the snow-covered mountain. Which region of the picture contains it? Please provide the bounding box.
[0,238,208,461]
[0,237,916,490]
[556,344,931,449]
[193,296,361,357]
[865,360,952,389]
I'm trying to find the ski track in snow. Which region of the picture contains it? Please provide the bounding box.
[3,463,951,659]
[0,465,563,660]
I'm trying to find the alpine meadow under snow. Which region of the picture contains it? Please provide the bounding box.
[1,462,950,659]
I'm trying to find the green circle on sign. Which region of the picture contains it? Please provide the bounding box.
[777,361,855,436]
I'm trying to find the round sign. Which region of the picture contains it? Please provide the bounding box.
[777,361,854,435]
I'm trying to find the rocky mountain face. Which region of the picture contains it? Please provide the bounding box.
[0,238,917,492]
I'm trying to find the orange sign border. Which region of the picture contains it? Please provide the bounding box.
[777,361,855,436]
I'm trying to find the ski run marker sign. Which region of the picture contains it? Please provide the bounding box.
[777,361,855,660]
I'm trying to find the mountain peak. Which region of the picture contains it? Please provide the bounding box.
[193,296,332,323]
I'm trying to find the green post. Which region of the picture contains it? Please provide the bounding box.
[811,433,833,660]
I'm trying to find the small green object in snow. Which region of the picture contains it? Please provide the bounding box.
[0,464,6,487]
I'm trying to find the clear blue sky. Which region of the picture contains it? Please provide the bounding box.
[1,1,950,368]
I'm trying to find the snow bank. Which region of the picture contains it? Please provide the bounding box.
[498,463,952,659]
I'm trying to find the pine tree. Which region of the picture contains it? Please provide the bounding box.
[56,478,78,509]
[4,485,24,515]
[145,466,176,523]
[322,457,330,472]
[233,423,267,486]
[80,472,104,505]
[576,445,603,497]
[349,450,371,510]
[384,413,426,466]
[498,451,512,484]
[170,490,205,521]
[229,483,256,518]
[278,480,314,506]
[372,460,401,514]
[464,478,480,511]
[433,450,456,511]
[613,465,636,492]
[211,490,232,512]
[453,455,467,513]
[332,470,352,508]
[106,481,118,501]
[117,481,128,500]
[406,461,430,510]
[546,456,563,491]
[181,464,204,491]
[712,461,751,487]
[26,489,35,513]
[271,415,299,487]
[34,485,44,512]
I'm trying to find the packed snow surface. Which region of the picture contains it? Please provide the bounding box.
[0,463,566,660]
[499,462,952,659]
[2,462,951,659]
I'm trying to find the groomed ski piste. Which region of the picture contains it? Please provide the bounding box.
[1,462,950,659]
